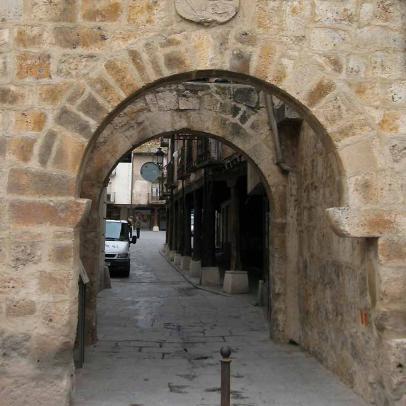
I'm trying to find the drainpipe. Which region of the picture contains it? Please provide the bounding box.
[264,93,292,173]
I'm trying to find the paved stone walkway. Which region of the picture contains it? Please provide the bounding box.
[74,231,367,406]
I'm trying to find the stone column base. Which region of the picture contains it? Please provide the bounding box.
[181,255,191,271]
[152,226,159,231]
[174,253,182,266]
[201,266,220,287]
[169,250,176,261]
[223,271,249,294]
[189,259,201,278]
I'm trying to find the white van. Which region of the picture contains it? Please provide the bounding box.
[104,220,137,277]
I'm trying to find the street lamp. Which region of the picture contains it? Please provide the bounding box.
[155,147,165,168]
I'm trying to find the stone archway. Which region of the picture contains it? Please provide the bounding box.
[79,81,287,343]
[74,76,385,406]
[3,33,404,406]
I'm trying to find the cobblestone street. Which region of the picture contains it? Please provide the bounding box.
[74,232,367,406]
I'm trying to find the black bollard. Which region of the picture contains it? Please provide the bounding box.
[220,346,232,406]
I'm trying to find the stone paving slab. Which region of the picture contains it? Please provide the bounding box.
[74,231,367,406]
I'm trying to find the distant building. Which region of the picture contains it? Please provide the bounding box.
[106,141,167,230]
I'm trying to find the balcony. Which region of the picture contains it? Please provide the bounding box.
[195,138,222,167]
[148,184,166,205]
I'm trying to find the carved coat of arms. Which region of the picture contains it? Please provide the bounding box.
[175,0,240,25]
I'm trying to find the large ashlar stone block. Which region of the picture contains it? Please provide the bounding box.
[201,266,220,287]
[81,0,122,22]
[223,271,249,294]
[174,252,182,266]
[327,207,405,238]
[8,198,90,228]
[14,110,46,132]
[168,250,176,261]
[189,259,201,278]
[16,51,51,80]
[7,168,75,197]
[181,255,191,271]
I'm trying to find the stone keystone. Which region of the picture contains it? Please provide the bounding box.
[175,0,239,25]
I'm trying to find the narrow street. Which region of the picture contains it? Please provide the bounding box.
[74,231,367,406]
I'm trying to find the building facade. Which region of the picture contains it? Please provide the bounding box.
[105,142,167,230]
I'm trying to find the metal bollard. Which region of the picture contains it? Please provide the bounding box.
[220,346,232,406]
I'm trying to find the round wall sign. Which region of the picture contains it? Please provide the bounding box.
[140,162,161,182]
[175,0,240,25]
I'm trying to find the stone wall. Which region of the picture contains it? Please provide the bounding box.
[286,122,377,402]
[0,1,405,405]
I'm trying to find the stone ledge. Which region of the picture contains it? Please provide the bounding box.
[326,207,406,238]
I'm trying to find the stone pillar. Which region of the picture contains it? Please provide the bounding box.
[169,199,177,261]
[201,173,215,266]
[182,193,192,271]
[223,178,249,294]
[152,207,159,231]
[174,198,184,266]
[190,189,202,277]
[229,179,241,271]
[201,171,220,286]
[164,202,171,253]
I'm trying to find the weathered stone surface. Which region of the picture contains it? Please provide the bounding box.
[7,168,75,197]
[305,78,336,108]
[327,207,404,238]
[10,239,42,271]
[0,136,6,158]
[0,85,26,105]
[39,272,71,295]
[56,54,98,78]
[230,49,251,74]
[15,26,47,48]
[48,242,74,265]
[30,0,78,22]
[0,0,23,21]
[8,198,90,228]
[127,0,159,25]
[7,135,36,163]
[233,86,258,107]
[38,130,57,167]
[105,58,139,95]
[16,51,51,80]
[51,133,86,173]
[6,298,36,317]
[38,83,70,106]
[179,91,200,110]
[377,236,406,267]
[55,107,92,138]
[53,27,109,49]
[128,49,150,82]
[88,75,123,107]
[14,110,46,132]
[78,93,108,123]
[164,50,191,73]
[175,0,239,25]
[156,90,178,110]
[81,0,122,22]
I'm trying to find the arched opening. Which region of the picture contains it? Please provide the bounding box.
[73,74,372,404]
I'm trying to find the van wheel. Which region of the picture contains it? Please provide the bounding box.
[122,266,130,278]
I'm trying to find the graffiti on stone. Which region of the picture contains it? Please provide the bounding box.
[175,0,239,25]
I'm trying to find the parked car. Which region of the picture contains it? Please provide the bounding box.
[104,220,137,277]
